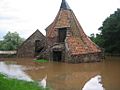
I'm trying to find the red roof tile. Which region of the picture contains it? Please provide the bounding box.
[66,37,101,55]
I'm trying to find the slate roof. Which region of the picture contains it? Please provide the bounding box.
[60,0,71,10]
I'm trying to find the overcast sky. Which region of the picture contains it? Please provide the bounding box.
[0,0,120,39]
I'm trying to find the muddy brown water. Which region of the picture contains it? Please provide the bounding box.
[1,57,120,90]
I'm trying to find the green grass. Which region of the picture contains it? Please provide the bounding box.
[0,73,50,90]
[33,59,48,63]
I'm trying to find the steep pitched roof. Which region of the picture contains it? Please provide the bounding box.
[24,29,45,42]
[18,29,45,49]
[66,37,101,55]
[46,0,101,55]
[45,0,71,31]
[46,9,71,37]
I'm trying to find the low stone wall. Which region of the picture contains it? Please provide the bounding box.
[67,53,103,63]
[0,51,16,54]
[0,51,16,58]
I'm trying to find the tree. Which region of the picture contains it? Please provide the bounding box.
[89,33,95,42]
[89,33,104,48]
[100,9,120,53]
[0,31,24,51]
[90,9,120,54]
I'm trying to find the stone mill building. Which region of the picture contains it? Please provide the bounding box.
[17,0,102,63]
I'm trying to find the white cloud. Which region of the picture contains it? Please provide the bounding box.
[0,0,120,39]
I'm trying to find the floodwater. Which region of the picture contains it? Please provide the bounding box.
[0,62,33,81]
[0,57,120,90]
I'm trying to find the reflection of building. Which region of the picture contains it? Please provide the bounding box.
[17,0,102,63]
[17,30,46,58]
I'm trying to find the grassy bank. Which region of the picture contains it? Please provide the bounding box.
[33,59,48,63]
[0,74,50,90]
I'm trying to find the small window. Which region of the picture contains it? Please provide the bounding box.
[58,28,67,42]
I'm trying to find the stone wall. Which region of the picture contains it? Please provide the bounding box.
[66,53,103,63]
[17,30,46,58]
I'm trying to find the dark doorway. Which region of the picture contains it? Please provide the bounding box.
[35,40,43,56]
[58,28,67,42]
[53,51,62,62]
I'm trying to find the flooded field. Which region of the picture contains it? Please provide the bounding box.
[0,57,120,90]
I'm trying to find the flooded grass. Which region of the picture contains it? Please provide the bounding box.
[33,59,48,63]
[0,73,50,90]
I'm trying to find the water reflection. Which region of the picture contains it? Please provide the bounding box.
[38,75,47,88]
[82,75,105,90]
[0,62,33,81]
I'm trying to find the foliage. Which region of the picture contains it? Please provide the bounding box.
[33,59,48,63]
[0,73,50,90]
[89,33,104,47]
[0,31,24,51]
[89,33,96,42]
[90,9,120,54]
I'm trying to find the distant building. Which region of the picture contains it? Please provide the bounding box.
[17,0,102,63]
[17,30,46,58]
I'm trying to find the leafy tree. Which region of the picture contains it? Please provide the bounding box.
[89,33,104,47]
[90,9,120,54]
[0,41,2,48]
[89,33,95,42]
[99,9,120,53]
[0,31,24,50]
